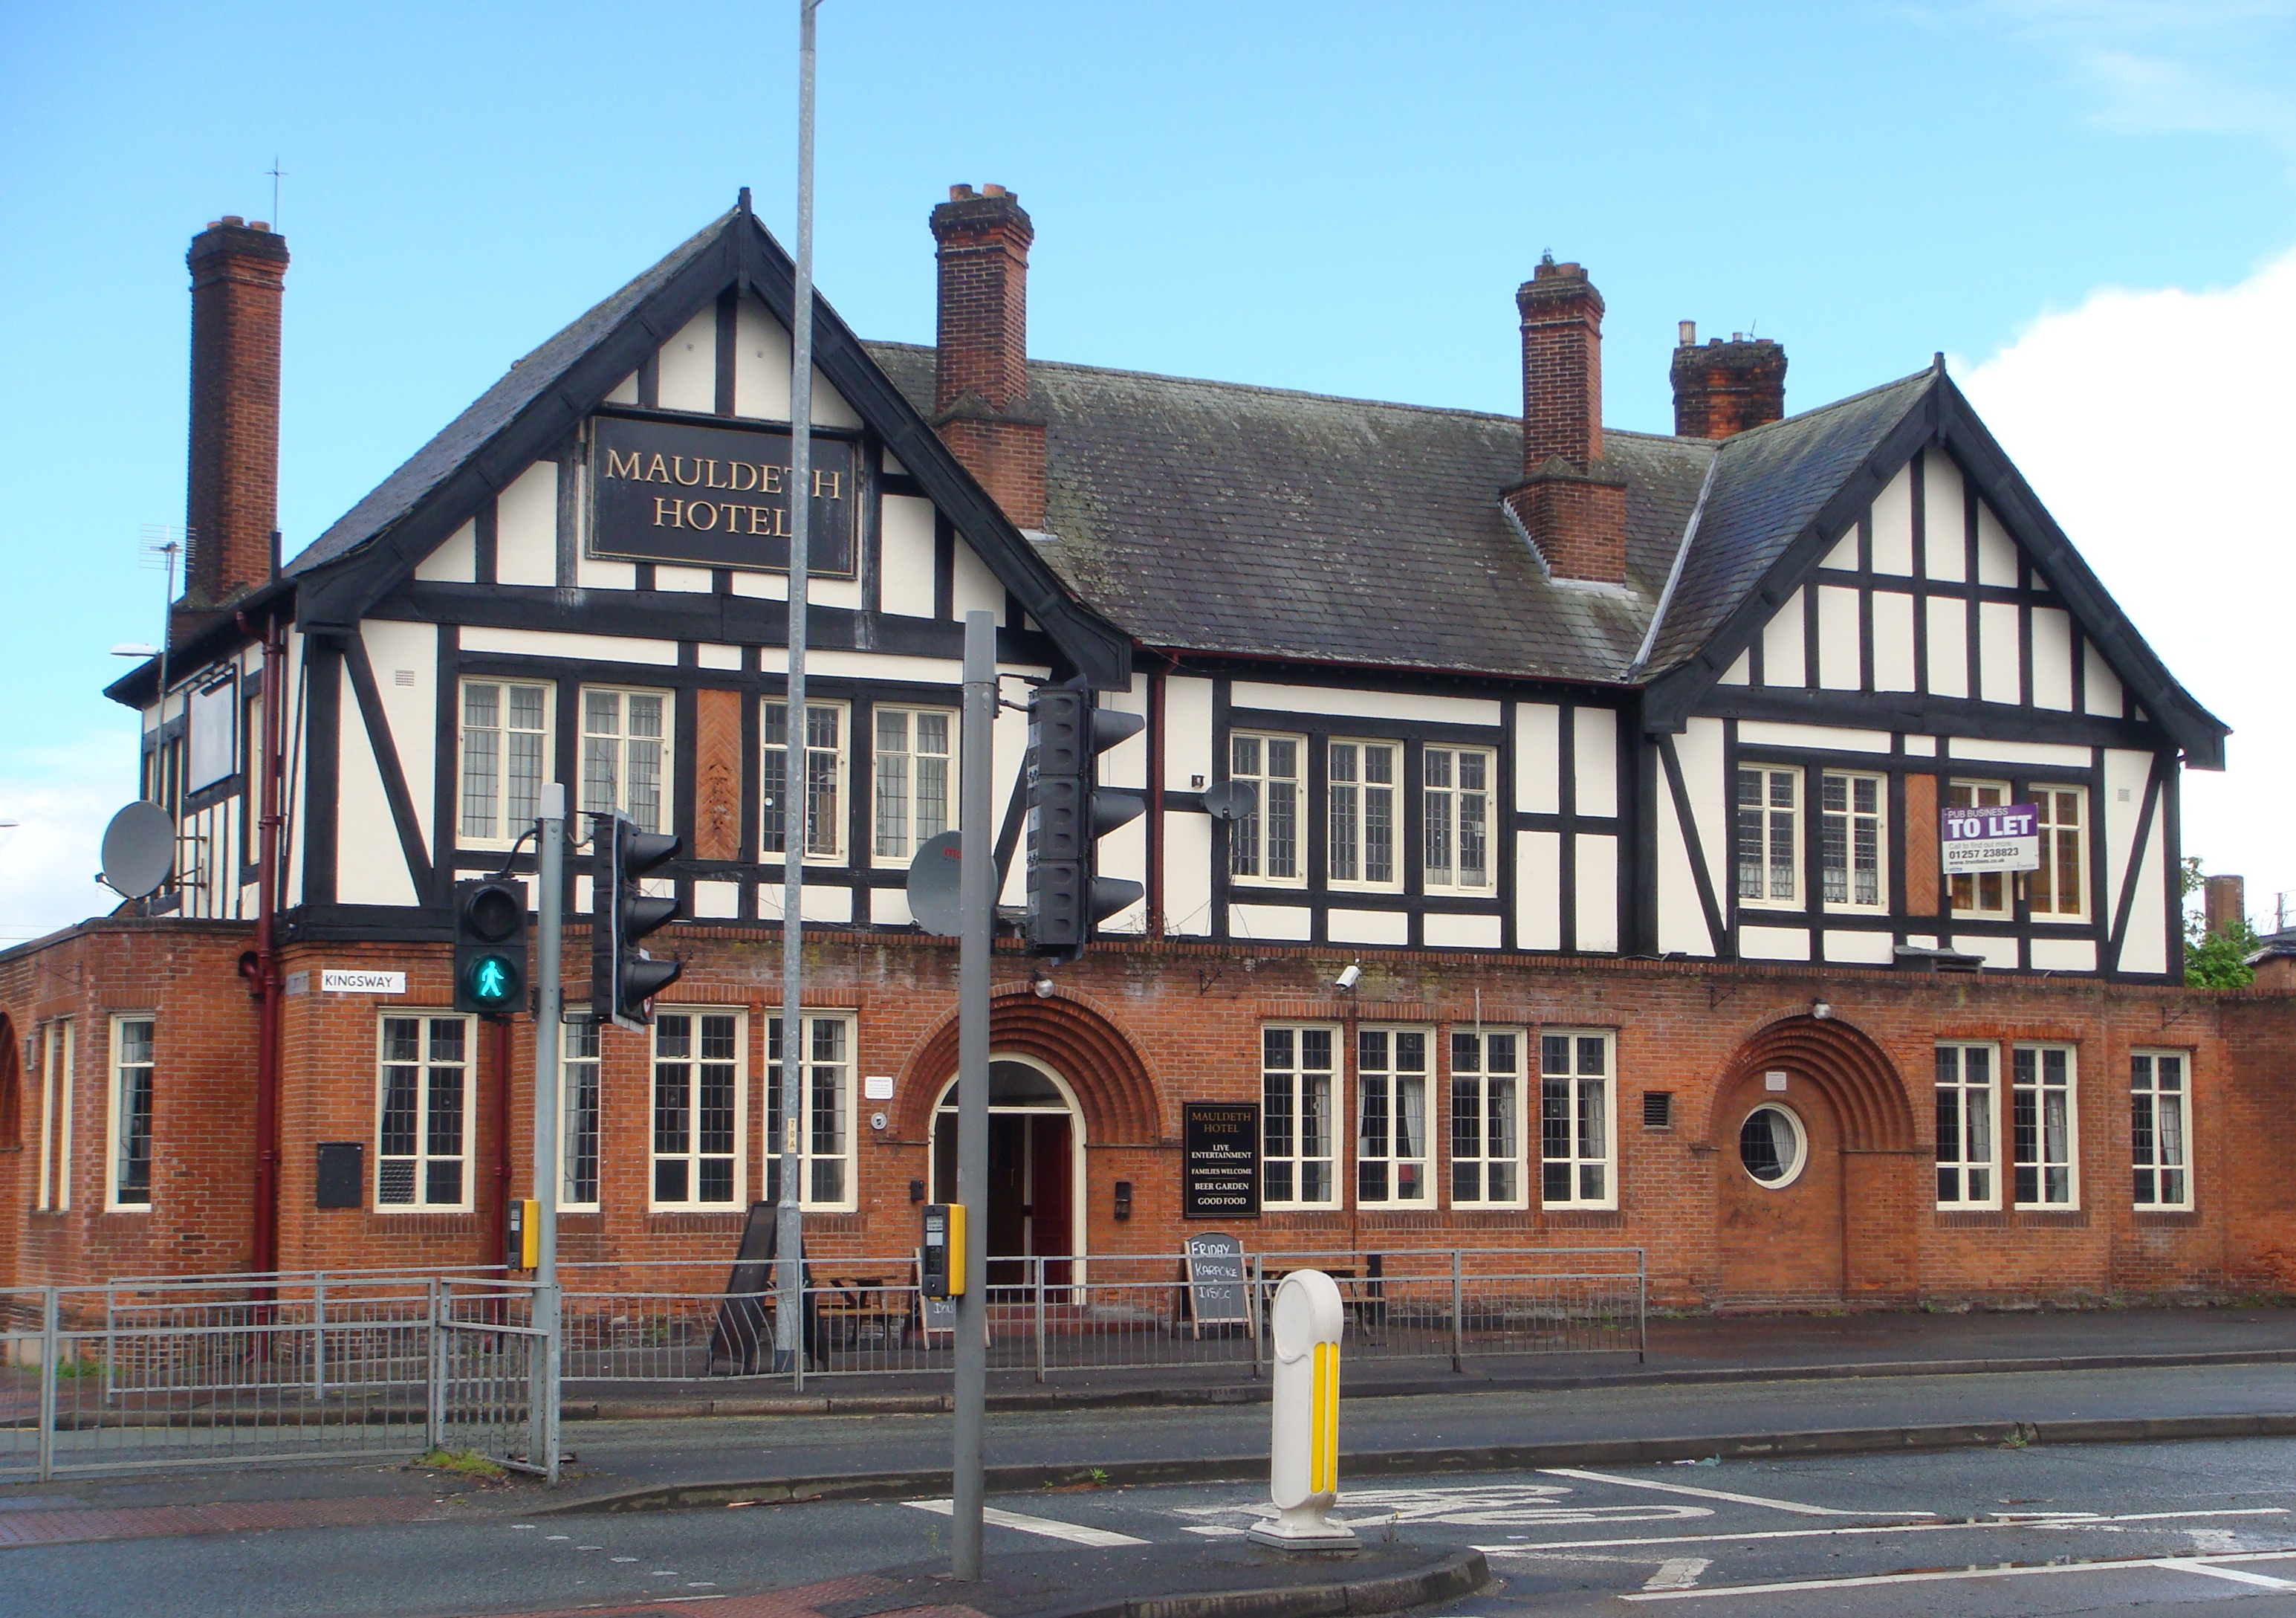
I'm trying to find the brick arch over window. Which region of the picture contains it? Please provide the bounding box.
[895,987,1162,1146]
[1705,1015,1917,1153]
[0,1015,18,1149]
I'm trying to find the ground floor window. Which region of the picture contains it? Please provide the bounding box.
[1934,1043,1998,1208]
[765,1012,856,1210]
[652,1011,743,1209]
[1355,1027,1431,1206]
[377,1015,470,1209]
[1450,1029,1525,1208]
[2131,1050,2190,1208]
[37,1020,72,1212]
[2012,1043,2078,1207]
[1540,1030,1613,1207]
[562,1018,601,1211]
[108,1015,155,1209]
[1263,1025,1338,1208]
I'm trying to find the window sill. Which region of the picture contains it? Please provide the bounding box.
[1541,1208,1625,1228]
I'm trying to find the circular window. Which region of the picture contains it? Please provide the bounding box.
[1738,1104,1807,1188]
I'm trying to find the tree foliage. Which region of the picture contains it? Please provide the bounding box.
[2182,855,2258,988]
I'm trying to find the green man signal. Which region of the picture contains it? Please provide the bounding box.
[453,878,529,1015]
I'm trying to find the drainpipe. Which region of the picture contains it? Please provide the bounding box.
[241,610,285,1281]
[1146,658,1167,937]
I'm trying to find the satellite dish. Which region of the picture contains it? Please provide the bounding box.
[100,800,176,900]
[904,830,964,936]
[1200,780,1256,821]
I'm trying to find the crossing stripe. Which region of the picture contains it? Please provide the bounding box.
[1540,1467,1933,1518]
[904,1498,1147,1547]
[1621,1546,2296,1602]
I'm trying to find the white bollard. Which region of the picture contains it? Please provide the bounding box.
[1248,1269,1356,1550]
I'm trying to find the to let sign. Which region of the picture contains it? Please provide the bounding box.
[1940,803,2041,875]
[1184,1101,1261,1219]
[591,412,855,575]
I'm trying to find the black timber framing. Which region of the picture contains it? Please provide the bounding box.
[1655,732,1725,955]
[1693,686,2164,752]
[341,632,436,900]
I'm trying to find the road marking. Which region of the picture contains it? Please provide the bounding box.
[1620,1546,2296,1602]
[1184,1524,1252,1538]
[1643,1559,1710,1591]
[906,1498,1148,1547]
[1476,1506,2290,1555]
[1539,1467,1931,1519]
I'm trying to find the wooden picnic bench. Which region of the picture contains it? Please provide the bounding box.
[805,1265,909,1353]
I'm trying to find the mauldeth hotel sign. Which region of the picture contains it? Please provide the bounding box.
[1940,802,2041,875]
[591,412,855,575]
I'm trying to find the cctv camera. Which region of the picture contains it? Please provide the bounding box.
[1335,962,1361,991]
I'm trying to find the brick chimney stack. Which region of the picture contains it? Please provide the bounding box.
[929,184,1045,530]
[1502,257,1628,586]
[2205,873,2247,939]
[178,216,288,644]
[1671,323,1787,439]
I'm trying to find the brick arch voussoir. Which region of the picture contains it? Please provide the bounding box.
[893,986,1162,1146]
[1704,1014,1916,1153]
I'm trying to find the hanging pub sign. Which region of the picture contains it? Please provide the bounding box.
[590,411,855,575]
[1184,1101,1261,1220]
[1940,802,2041,875]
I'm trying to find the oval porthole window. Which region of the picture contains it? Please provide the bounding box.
[1739,1104,1806,1188]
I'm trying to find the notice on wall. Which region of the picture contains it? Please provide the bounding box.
[1183,1101,1261,1220]
[1940,803,2041,875]
[1184,1232,1251,1332]
[591,412,855,575]
[322,969,406,995]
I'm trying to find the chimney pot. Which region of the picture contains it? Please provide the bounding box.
[1678,320,1696,347]
[982,184,1008,198]
[1670,328,1788,441]
[949,184,975,200]
[222,215,244,227]
[250,221,270,232]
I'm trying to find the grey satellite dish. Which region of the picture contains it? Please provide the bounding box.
[904,829,964,936]
[1200,780,1256,821]
[100,800,176,900]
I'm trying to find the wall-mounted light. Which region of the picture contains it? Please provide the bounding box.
[1811,1000,1833,1020]
[908,1178,927,1204]
[1031,968,1054,998]
[1335,961,1361,991]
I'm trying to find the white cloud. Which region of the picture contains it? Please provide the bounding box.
[0,730,139,946]
[1959,245,2296,927]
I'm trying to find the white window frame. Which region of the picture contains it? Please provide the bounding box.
[1355,1026,1434,1208]
[2030,784,2089,922]
[1933,1041,2000,1209]
[1262,1024,1341,1209]
[762,698,850,864]
[765,1012,858,1211]
[870,705,956,867]
[37,1020,72,1213]
[458,678,554,849]
[580,685,673,834]
[1734,765,1802,910]
[1422,745,1496,894]
[562,1015,602,1212]
[1326,740,1401,891]
[650,1009,748,1211]
[374,1014,473,1212]
[2011,1043,2079,1208]
[1820,769,1887,912]
[2131,1049,2192,1211]
[107,1015,156,1211]
[1448,1027,1527,1209]
[1228,731,1306,887]
[1539,1028,1616,1209]
[1948,778,2012,918]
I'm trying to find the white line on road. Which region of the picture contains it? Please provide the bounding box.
[1475,1506,2290,1555]
[1619,1545,2296,1602]
[1538,1467,1932,1518]
[905,1498,1149,1547]
[1642,1559,1711,1591]
[2155,1559,2296,1591]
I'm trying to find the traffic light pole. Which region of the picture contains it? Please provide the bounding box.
[531,781,565,1484]
[952,609,994,1580]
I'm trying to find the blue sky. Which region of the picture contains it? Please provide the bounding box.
[4,1,2295,939]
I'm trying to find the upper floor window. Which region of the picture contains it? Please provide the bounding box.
[1540,1030,1615,1208]
[1262,1024,1339,1208]
[581,687,670,834]
[1934,1042,1998,1208]
[2012,1043,2078,1208]
[1820,771,1885,910]
[2131,1050,2190,1209]
[872,708,954,865]
[652,1010,744,1210]
[376,1015,470,1211]
[765,1012,857,1210]
[562,1017,601,1211]
[1735,766,1800,909]
[2029,787,2087,920]
[108,1015,155,1210]
[460,680,552,847]
[1423,747,1494,893]
[1450,1029,1525,1208]
[1355,1027,1432,1207]
[1328,740,1400,890]
[1229,733,1304,886]
[762,700,846,861]
[1948,780,2011,917]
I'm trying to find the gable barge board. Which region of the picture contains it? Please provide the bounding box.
[1694,685,2161,751]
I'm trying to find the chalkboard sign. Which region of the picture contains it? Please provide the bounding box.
[1184,1232,1251,1337]
[1184,1102,1261,1219]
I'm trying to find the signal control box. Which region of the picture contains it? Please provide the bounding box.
[921,1203,966,1299]
[507,1197,539,1271]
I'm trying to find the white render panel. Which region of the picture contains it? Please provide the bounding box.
[724,568,864,609]
[756,649,967,685]
[697,644,744,671]
[1164,676,1216,789]
[334,690,417,908]
[1976,500,2019,586]
[496,460,558,586]
[1230,682,1505,728]
[361,619,438,861]
[2103,748,2153,942]
[1575,833,1618,953]
[2031,608,2075,711]
[1329,908,1408,946]
[2118,804,2170,974]
[1677,718,1730,915]
[284,629,309,907]
[461,626,679,666]
[1100,677,1149,789]
[1739,925,1811,962]
[655,565,715,594]
[1718,649,1751,686]
[1978,601,2021,705]
[1870,464,1914,575]
[1761,588,1806,686]
[731,293,861,427]
[1926,596,1968,697]
[1922,454,1965,580]
[880,495,938,618]
[1904,734,1938,756]
[2084,641,2124,717]
[415,519,478,583]
[1872,589,1916,691]
[759,884,853,924]
[577,551,638,589]
[1736,720,1892,754]
[2030,937,2097,971]
[1817,585,1861,689]
[1951,934,2020,970]
[692,881,741,919]
[1424,912,1502,949]
[1231,902,1311,942]
[1947,736,2090,767]
[1516,703,1560,813]
[1517,830,1562,950]
[875,888,915,928]
[1654,771,1713,957]
[1574,707,1618,818]
[994,696,1031,910]
[1163,812,1214,936]
[657,305,716,413]
[951,540,1003,621]
[1820,531,1857,569]
[1823,930,1895,965]
[1099,810,1148,934]
[605,372,639,406]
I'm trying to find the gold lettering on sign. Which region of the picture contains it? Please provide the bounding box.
[606,449,644,481]
[812,469,843,499]
[652,496,684,528]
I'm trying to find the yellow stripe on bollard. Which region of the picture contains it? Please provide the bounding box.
[1311,1340,1337,1494]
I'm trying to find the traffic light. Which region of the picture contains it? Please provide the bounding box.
[1026,682,1145,961]
[453,878,528,1015]
[589,814,684,1029]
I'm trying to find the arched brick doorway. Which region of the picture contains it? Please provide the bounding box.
[1705,1015,1919,1307]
